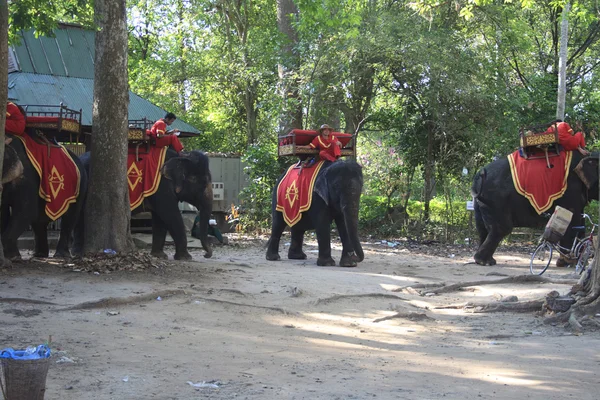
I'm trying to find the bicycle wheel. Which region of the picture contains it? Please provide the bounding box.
[530,241,553,275]
[576,239,594,275]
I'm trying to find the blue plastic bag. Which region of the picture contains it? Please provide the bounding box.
[0,345,51,360]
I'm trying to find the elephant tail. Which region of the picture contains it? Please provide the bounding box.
[471,168,486,199]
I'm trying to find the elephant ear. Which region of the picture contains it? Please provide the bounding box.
[574,155,599,190]
[161,157,195,193]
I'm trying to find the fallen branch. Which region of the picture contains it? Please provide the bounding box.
[392,283,445,293]
[315,293,407,306]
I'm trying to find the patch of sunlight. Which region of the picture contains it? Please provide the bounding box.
[479,372,547,387]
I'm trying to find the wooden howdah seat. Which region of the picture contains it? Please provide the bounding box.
[519,122,560,168]
[24,103,82,135]
[23,103,85,155]
[127,118,155,160]
[278,129,356,158]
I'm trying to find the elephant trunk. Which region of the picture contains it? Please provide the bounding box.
[341,182,364,262]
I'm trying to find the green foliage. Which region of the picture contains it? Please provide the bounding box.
[359,195,476,242]
[237,141,288,232]
[9,0,93,41]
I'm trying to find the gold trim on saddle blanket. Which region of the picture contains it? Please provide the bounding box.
[275,161,325,227]
[508,151,572,214]
[128,146,168,210]
[14,135,81,220]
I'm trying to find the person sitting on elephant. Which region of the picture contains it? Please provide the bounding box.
[299,124,342,163]
[147,112,184,153]
[5,101,26,136]
[547,120,589,156]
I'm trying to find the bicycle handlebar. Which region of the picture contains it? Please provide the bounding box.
[581,213,598,228]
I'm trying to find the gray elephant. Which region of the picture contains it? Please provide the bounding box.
[77,149,213,260]
[472,152,599,266]
[266,160,364,267]
[1,134,88,259]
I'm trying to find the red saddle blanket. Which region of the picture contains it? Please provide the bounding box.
[507,150,573,214]
[15,135,80,221]
[276,161,325,226]
[127,146,167,210]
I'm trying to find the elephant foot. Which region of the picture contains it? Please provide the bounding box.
[556,256,574,268]
[288,250,307,260]
[317,257,336,267]
[151,251,169,260]
[174,251,193,261]
[32,252,49,259]
[5,250,21,261]
[53,249,72,259]
[0,257,12,268]
[339,253,358,268]
[203,249,213,259]
[266,252,281,261]
[474,253,496,266]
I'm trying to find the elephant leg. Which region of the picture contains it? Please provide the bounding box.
[2,206,32,261]
[55,213,76,259]
[288,227,307,259]
[32,220,49,258]
[474,205,488,249]
[474,223,511,266]
[315,219,335,267]
[154,208,191,261]
[150,212,169,260]
[266,211,286,261]
[334,215,358,268]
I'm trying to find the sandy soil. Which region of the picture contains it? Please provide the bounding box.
[1,235,599,400]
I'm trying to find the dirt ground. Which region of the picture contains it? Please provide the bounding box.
[1,234,599,400]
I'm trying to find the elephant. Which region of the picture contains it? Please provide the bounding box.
[76,149,213,260]
[266,160,364,267]
[1,134,88,260]
[471,151,599,266]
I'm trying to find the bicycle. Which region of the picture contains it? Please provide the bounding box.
[530,213,597,275]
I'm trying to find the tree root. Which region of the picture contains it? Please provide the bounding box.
[192,296,294,315]
[315,293,407,306]
[0,298,57,305]
[392,283,444,293]
[373,312,433,323]
[404,275,577,296]
[59,289,187,310]
[435,299,545,313]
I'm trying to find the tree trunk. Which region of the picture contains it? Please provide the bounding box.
[556,2,570,120]
[0,0,9,266]
[84,0,134,254]
[276,0,302,132]
[423,128,434,222]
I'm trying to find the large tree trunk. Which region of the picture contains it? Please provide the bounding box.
[423,127,434,222]
[276,0,302,132]
[0,0,9,266]
[84,0,134,253]
[556,3,570,120]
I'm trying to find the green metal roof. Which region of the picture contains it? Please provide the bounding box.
[12,25,95,79]
[8,24,199,135]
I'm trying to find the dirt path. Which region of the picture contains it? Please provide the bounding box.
[1,236,599,399]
